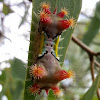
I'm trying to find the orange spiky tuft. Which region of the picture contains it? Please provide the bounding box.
[41,2,51,14]
[57,8,69,18]
[40,11,52,24]
[55,70,70,81]
[31,65,47,79]
[68,17,76,28]
[41,2,50,9]
[28,84,40,95]
[57,17,76,30]
[51,86,62,96]
[57,20,70,30]
[61,8,69,16]
[40,11,46,17]
[68,70,75,78]
[54,89,62,96]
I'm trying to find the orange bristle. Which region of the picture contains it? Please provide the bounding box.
[54,89,62,96]
[51,86,62,96]
[61,8,69,16]
[40,11,52,24]
[28,84,40,95]
[55,70,70,81]
[57,8,69,18]
[68,17,76,28]
[57,20,70,30]
[41,2,50,9]
[31,65,47,79]
[40,11,47,18]
[68,70,75,78]
[40,2,51,14]
[57,17,76,30]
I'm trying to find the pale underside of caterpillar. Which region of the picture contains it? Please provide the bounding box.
[28,2,75,96]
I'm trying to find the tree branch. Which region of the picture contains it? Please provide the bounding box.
[90,56,95,81]
[72,35,100,99]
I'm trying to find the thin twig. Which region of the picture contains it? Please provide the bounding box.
[94,60,100,68]
[90,56,95,81]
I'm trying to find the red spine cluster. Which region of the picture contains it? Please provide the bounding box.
[40,12,52,24]
[40,3,76,31]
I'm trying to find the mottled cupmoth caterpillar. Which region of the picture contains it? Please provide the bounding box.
[28,2,75,96]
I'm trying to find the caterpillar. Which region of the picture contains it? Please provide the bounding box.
[28,2,75,96]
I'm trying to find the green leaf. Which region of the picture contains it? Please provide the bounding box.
[11,58,26,80]
[47,90,56,100]
[57,0,82,66]
[24,0,82,100]
[0,68,13,100]
[95,1,100,20]
[0,61,25,100]
[81,70,100,100]
[82,1,100,45]
[12,81,24,100]
[0,70,6,85]
[0,0,3,2]
[3,3,13,15]
[5,89,12,100]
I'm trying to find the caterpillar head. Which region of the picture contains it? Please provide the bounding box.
[39,2,76,38]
